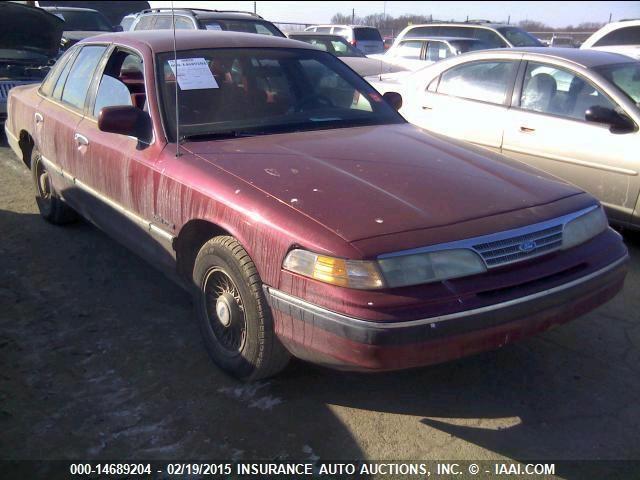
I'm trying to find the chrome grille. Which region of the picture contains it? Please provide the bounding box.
[473,224,563,268]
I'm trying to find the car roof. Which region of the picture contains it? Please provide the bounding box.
[42,6,100,13]
[309,24,378,29]
[140,9,263,20]
[288,32,346,39]
[407,22,512,30]
[398,36,487,42]
[84,30,316,53]
[495,47,638,67]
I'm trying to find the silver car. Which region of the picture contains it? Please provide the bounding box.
[369,48,640,229]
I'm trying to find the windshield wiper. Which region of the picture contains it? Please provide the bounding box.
[181,131,261,141]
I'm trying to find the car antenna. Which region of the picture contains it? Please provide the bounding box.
[171,1,181,157]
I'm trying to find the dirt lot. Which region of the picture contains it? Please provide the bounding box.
[1,139,639,474]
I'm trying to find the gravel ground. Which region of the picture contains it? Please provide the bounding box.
[1,139,639,477]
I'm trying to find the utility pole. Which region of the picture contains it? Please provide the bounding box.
[352,8,355,24]
[507,15,510,25]
[608,12,612,23]
[254,1,257,14]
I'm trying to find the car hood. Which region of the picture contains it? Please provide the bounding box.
[0,3,64,60]
[183,124,582,243]
[340,57,407,77]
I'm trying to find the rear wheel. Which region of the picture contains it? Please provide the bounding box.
[31,148,77,224]
[192,236,290,381]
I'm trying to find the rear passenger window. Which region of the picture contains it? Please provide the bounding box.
[134,15,155,30]
[316,27,332,33]
[174,16,194,29]
[472,28,507,48]
[154,16,172,29]
[405,26,438,37]
[52,56,75,100]
[593,26,640,46]
[61,45,107,110]
[426,42,451,61]
[438,61,517,104]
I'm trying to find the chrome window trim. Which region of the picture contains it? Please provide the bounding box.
[377,204,599,265]
[265,253,627,329]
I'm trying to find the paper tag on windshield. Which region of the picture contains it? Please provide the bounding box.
[167,58,219,90]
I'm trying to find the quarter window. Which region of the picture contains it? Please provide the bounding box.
[437,61,517,104]
[61,45,107,110]
[520,62,617,121]
[40,46,77,97]
[425,42,451,61]
[134,15,155,30]
[174,16,194,29]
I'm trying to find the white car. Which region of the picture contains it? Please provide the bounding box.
[368,36,491,71]
[369,48,640,229]
[304,24,384,54]
[580,19,640,60]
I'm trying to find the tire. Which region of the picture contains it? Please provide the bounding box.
[192,235,290,381]
[31,148,77,224]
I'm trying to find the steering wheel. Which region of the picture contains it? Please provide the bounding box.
[293,93,334,112]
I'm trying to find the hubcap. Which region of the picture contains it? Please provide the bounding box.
[202,268,246,354]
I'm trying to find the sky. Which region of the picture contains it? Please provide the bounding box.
[149,1,640,29]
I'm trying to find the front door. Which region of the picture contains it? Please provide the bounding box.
[502,61,640,225]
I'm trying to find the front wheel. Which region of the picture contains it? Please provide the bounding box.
[31,148,77,224]
[192,236,290,381]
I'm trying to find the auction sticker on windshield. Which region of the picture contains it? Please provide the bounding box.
[167,58,219,90]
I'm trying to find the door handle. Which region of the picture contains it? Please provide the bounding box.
[519,126,536,133]
[74,133,89,146]
[34,112,44,124]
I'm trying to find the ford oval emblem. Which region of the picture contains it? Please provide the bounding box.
[519,240,537,252]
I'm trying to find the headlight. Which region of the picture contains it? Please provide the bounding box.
[282,248,486,289]
[282,249,385,289]
[378,249,486,288]
[562,206,608,250]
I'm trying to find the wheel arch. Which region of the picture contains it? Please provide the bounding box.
[18,130,34,169]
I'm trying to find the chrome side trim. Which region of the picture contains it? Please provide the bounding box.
[38,155,175,243]
[265,254,627,330]
[377,204,599,265]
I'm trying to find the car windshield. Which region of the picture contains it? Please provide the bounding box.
[157,48,403,141]
[449,39,491,54]
[198,19,284,37]
[594,62,640,104]
[497,27,543,46]
[289,36,365,57]
[52,10,113,31]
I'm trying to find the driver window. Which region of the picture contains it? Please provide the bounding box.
[93,50,145,117]
[520,62,616,121]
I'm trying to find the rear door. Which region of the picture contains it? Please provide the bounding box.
[412,59,519,150]
[502,60,640,224]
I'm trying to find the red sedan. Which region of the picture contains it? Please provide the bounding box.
[5,31,628,380]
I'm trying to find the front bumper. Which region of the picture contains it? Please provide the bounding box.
[265,254,628,371]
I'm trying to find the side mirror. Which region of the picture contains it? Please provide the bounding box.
[585,105,636,133]
[114,25,124,32]
[383,91,403,111]
[98,106,152,143]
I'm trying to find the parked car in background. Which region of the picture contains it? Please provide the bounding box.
[5,31,629,380]
[370,48,640,229]
[287,32,407,76]
[304,25,384,54]
[42,6,121,51]
[383,36,394,50]
[369,36,491,70]
[130,8,285,37]
[581,19,640,59]
[550,35,576,47]
[0,3,63,122]
[394,22,545,48]
[120,12,140,31]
